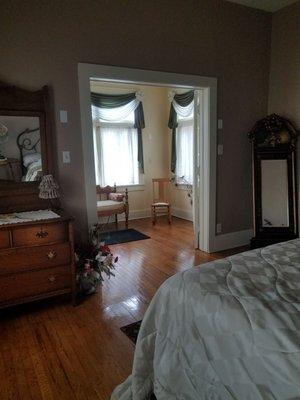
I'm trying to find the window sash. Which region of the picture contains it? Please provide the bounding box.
[93,123,140,187]
[175,120,194,185]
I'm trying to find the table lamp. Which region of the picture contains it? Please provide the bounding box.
[39,174,60,209]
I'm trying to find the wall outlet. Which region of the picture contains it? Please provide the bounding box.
[60,110,68,123]
[217,144,223,156]
[62,151,71,163]
[216,223,222,234]
[218,119,223,130]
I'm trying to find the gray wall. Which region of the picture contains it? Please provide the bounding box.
[268,0,300,231]
[269,1,300,126]
[0,0,272,240]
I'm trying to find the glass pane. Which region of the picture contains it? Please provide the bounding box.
[261,159,289,227]
[0,115,42,182]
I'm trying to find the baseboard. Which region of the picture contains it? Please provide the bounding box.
[210,228,253,252]
[172,207,193,222]
[100,208,194,223]
[98,209,151,224]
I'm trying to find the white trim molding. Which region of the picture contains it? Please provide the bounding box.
[98,209,151,224]
[209,229,253,253]
[117,184,145,192]
[172,208,193,222]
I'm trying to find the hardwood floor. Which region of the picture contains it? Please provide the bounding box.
[0,217,248,400]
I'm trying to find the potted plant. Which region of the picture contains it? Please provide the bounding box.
[75,224,118,298]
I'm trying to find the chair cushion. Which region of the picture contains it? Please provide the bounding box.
[109,193,124,202]
[152,202,169,207]
[97,200,125,212]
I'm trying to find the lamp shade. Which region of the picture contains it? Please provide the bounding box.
[39,174,60,199]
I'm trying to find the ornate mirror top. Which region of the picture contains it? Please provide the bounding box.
[248,113,298,148]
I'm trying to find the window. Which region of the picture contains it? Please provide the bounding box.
[93,110,140,186]
[175,109,194,185]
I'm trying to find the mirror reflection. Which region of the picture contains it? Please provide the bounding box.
[0,116,42,182]
[261,159,289,228]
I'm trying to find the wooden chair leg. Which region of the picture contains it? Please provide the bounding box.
[125,207,129,229]
[168,205,172,224]
[151,206,156,225]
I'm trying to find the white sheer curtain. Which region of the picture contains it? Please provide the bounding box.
[92,99,138,123]
[173,100,194,118]
[168,91,194,118]
[93,121,139,186]
[92,98,142,186]
[175,119,194,184]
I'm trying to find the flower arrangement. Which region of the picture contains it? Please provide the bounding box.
[75,224,118,296]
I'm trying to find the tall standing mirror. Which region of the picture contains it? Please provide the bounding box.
[0,83,54,212]
[249,114,298,248]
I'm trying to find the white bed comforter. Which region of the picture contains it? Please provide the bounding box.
[111,240,300,400]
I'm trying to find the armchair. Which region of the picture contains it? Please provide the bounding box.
[96,184,129,229]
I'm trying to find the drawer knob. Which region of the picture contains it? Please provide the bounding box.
[48,276,56,283]
[36,230,49,239]
[47,251,57,260]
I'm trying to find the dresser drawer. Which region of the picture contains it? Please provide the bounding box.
[0,230,10,249]
[0,265,71,303]
[12,222,67,247]
[0,242,71,275]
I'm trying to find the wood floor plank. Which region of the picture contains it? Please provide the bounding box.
[0,217,248,399]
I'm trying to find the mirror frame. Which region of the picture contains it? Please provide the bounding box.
[249,114,299,248]
[0,82,54,212]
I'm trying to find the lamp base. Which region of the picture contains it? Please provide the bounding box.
[46,198,60,211]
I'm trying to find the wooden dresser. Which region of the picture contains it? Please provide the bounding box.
[0,211,75,309]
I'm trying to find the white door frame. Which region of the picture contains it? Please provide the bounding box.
[78,63,217,252]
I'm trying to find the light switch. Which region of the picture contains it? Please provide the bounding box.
[217,144,223,156]
[62,151,70,163]
[60,110,68,123]
[218,119,223,130]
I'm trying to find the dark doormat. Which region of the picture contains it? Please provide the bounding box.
[101,229,150,245]
[120,320,157,399]
[120,320,142,344]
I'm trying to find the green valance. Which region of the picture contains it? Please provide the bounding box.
[168,91,194,173]
[91,92,136,108]
[91,92,145,173]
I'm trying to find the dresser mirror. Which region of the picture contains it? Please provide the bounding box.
[0,83,54,212]
[249,114,298,248]
[0,115,42,182]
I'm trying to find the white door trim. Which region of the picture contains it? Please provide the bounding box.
[78,63,218,252]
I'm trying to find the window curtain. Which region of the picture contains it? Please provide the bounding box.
[168,90,194,173]
[175,120,194,184]
[91,92,145,172]
[93,123,139,186]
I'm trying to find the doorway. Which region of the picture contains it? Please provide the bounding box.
[78,64,217,252]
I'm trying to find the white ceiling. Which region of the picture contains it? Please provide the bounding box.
[226,0,298,12]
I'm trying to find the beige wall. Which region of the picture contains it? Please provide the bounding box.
[0,0,272,240]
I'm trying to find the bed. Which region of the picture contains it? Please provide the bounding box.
[17,127,42,181]
[111,239,300,399]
